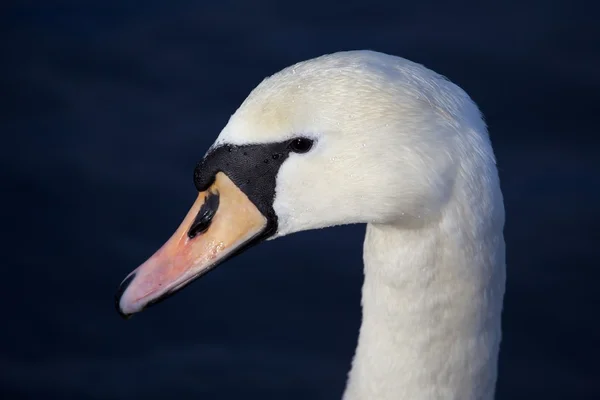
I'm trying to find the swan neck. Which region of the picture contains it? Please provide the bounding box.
[343,221,505,400]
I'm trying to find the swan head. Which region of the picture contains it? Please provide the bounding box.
[116,50,494,317]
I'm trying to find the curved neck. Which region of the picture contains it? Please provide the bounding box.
[343,214,505,400]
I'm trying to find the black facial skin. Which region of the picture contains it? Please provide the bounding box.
[114,138,313,318]
[193,137,313,239]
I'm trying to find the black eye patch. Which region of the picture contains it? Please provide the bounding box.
[193,137,314,236]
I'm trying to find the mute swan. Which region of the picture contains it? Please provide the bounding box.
[116,50,506,400]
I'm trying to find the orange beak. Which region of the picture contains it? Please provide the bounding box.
[116,172,268,317]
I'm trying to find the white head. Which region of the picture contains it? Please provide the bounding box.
[223,50,496,235]
[116,50,500,317]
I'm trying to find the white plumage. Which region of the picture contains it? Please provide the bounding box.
[214,50,506,400]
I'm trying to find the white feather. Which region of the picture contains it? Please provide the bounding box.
[212,50,505,400]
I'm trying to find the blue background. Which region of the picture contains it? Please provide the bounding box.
[3,1,599,399]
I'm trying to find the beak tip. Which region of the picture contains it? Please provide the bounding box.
[115,272,137,319]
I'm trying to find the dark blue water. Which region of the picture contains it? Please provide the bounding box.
[2,1,599,399]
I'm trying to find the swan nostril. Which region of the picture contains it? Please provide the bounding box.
[188,190,220,238]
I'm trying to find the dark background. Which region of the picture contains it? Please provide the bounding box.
[3,1,599,399]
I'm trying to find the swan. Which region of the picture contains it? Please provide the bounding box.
[116,50,506,400]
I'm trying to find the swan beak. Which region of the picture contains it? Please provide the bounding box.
[115,172,268,318]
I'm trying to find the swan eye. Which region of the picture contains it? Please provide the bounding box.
[289,138,314,153]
